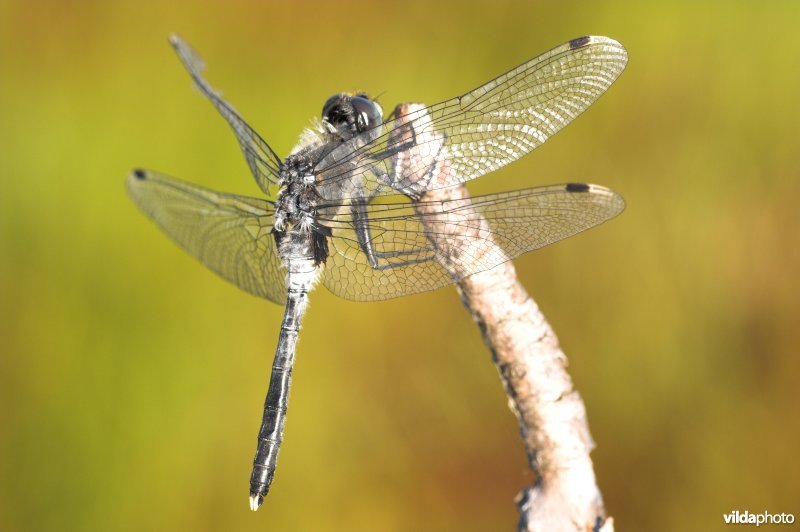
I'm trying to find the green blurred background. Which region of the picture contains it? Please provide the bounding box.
[1,1,798,530]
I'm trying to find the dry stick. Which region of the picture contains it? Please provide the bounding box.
[392,103,612,532]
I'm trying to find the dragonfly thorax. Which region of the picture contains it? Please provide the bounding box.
[274,154,321,232]
[276,93,385,234]
[273,160,330,266]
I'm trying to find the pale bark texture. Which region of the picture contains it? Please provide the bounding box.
[393,103,612,532]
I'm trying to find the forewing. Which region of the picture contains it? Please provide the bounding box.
[314,36,627,200]
[170,35,282,195]
[127,169,286,304]
[318,183,624,301]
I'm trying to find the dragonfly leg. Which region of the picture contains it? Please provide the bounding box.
[350,198,435,270]
[366,126,417,162]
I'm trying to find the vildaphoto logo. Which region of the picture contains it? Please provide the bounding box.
[723,510,795,526]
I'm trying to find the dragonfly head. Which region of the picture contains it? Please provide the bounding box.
[321,93,383,141]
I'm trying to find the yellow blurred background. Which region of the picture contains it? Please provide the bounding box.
[1,1,798,530]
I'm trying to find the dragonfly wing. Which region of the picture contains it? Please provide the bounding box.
[170,35,282,195]
[314,36,627,200]
[127,169,286,304]
[317,183,624,301]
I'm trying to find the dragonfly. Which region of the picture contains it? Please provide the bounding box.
[127,34,627,511]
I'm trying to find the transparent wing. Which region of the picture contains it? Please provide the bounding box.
[317,183,624,301]
[127,169,286,304]
[314,36,627,200]
[170,35,282,195]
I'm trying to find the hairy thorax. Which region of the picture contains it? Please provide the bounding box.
[274,151,320,234]
[273,144,333,267]
[273,93,385,266]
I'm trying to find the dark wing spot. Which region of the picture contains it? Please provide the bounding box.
[566,182,590,193]
[569,36,591,49]
[132,169,147,180]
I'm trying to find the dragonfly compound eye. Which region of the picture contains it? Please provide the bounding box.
[321,94,345,122]
[321,93,352,130]
[321,94,383,139]
[350,96,383,132]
